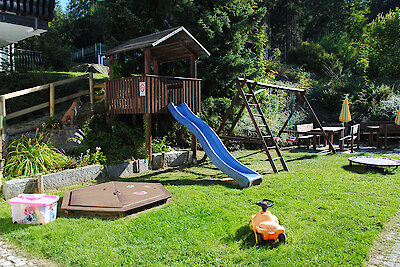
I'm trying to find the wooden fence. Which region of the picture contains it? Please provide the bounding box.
[106,74,201,114]
[0,73,96,186]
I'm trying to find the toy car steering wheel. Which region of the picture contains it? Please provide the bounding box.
[256,199,274,211]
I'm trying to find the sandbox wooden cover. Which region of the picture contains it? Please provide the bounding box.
[61,181,172,213]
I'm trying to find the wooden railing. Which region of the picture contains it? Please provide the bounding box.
[0,73,96,186]
[106,74,201,114]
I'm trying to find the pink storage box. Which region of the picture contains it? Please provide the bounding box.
[8,194,59,224]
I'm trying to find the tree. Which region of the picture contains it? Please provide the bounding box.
[365,8,400,78]
[102,0,266,98]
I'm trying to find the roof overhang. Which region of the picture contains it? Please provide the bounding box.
[105,26,210,62]
[0,12,48,47]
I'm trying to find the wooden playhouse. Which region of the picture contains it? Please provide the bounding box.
[104,26,210,161]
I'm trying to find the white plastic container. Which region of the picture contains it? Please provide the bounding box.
[8,194,59,224]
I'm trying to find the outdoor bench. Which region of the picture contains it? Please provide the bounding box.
[377,124,400,149]
[360,121,392,146]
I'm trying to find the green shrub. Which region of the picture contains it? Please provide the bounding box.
[354,83,394,120]
[41,116,60,131]
[365,8,400,78]
[152,137,171,153]
[200,97,232,129]
[376,93,400,121]
[4,132,68,179]
[308,75,395,123]
[287,42,342,76]
[69,119,146,164]
[164,121,191,149]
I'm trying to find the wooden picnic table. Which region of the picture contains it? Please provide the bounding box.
[308,126,345,151]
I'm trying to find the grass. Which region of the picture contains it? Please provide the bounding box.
[0,150,400,266]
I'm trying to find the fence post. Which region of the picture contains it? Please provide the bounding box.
[50,83,55,117]
[89,72,94,113]
[37,173,44,193]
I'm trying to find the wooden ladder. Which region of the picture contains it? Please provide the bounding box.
[217,79,289,173]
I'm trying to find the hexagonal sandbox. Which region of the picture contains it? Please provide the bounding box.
[61,181,173,217]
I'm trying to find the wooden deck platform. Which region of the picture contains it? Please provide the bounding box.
[106,74,201,114]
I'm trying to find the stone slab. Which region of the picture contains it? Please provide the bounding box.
[42,165,103,191]
[106,159,149,178]
[152,150,193,170]
[2,177,37,201]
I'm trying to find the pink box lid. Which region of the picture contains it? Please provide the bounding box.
[8,194,59,205]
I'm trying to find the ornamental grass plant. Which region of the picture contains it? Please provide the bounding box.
[3,131,68,179]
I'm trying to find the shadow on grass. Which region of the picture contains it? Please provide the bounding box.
[222,224,282,250]
[107,165,242,189]
[343,165,398,175]
[235,150,264,160]
[285,154,317,162]
[114,176,241,189]
[0,217,30,235]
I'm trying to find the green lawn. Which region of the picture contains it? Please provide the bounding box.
[0,150,400,266]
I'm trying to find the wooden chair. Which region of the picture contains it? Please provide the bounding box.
[296,123,317,149]
[377,124,400,149]
[339,124,360,153]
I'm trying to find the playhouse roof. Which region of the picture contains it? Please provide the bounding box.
[105,26,210,62]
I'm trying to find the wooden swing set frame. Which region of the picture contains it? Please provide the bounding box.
[216,77,335,173]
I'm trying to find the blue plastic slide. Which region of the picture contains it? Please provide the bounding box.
[168,102,262,188]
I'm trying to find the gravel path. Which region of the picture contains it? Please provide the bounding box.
[367,210,400,267]
[0,237,56,267]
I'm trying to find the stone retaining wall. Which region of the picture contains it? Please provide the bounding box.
[2,150,193,199]
[3,165,103,200]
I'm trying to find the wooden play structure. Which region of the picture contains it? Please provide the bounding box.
[104,26,210,161]
[217,78,334,173]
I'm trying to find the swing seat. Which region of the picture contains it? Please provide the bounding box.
[286,136,297,142]
[273,136,281,142]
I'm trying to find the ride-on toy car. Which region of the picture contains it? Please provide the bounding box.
[249,199,286,245]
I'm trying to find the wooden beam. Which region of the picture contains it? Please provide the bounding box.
[146,113,152,165]
[153,58,159,75]
[49,83,55,117]
[2,74,89,100]
[37,173,44,193]
[94,83,105,88]
[190,53,198,160]
[6,90,90,120]
[144,48,152,74]
[109,55,114,80]
[226,104,246,136]
[302,94,336,154]
[190,54,198,78]
[2,83,50,100]
[145,74,201,81]
[220,135,264,143]
[89,72,94,113]
[216,91,240,134]
[237,77,305,93]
